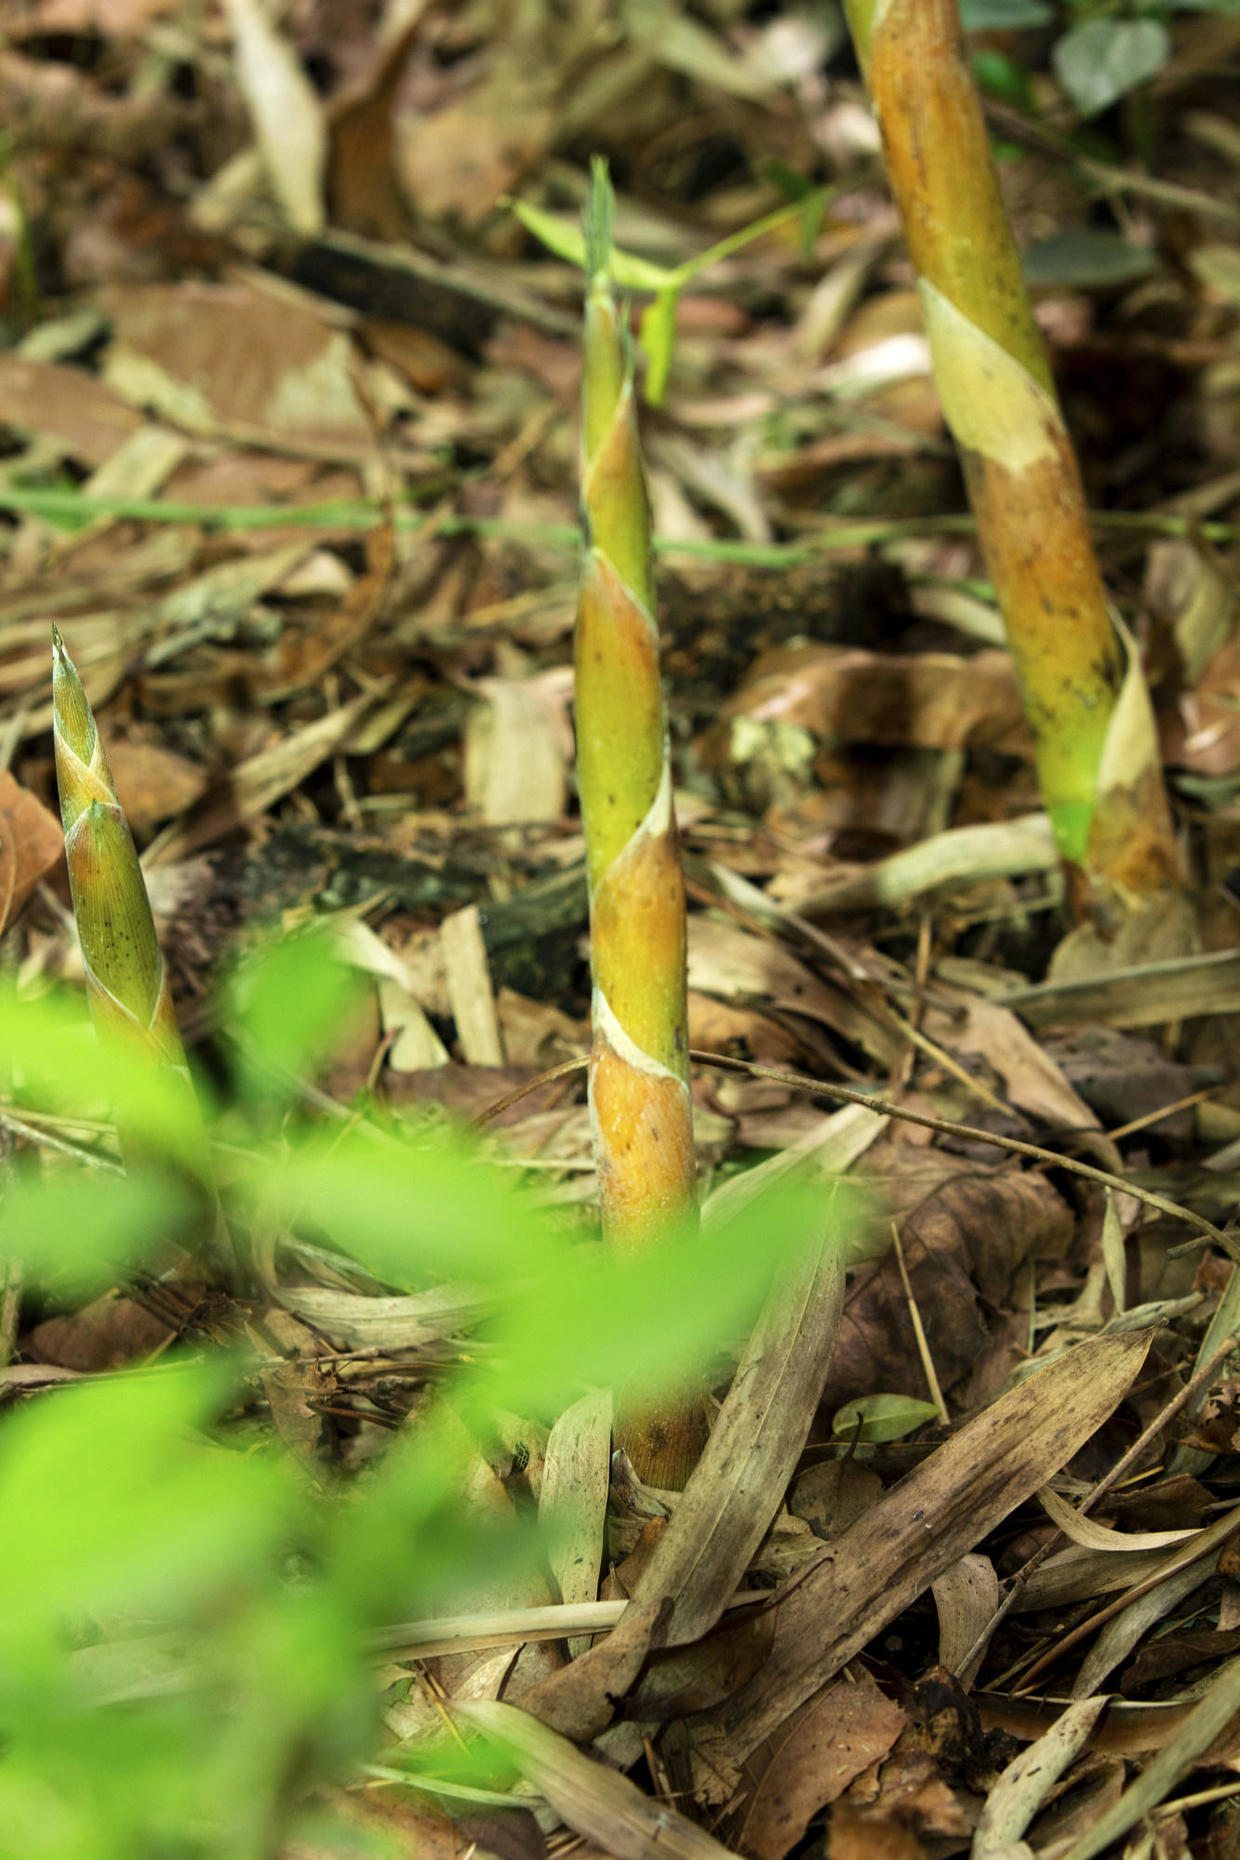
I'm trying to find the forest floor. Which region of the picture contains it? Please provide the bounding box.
[6,2,1240,1857]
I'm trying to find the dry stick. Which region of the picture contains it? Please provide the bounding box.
[956,1329,1240,1681]
[891,1220,949,1425]
[691,1053,1237,1261]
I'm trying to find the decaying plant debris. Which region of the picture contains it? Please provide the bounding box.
[7,1,1240,1856]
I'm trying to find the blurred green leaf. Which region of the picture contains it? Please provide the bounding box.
[0,1360,302,1659]
[0,981,213,1166]
[509,198,674,291]
[474,1181,852,1419]
[259,1124,554,1286]
[831,1392,941,1444]
[227,924,366,1110]
[0,1165,192,1287]
[973,49,1035,107]
[1023,227,1159,289]
[960,0,1052,23]
[1052,18,1169,116]
[638,289,679,407]
[1188,243,1240,304]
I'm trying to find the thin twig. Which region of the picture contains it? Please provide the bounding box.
[473,1048,1235,1257]
[689,1051,1238,1261]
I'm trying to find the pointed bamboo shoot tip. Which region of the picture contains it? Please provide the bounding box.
[586,155,614,287]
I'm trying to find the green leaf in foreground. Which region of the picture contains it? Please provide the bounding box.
[226,923,367,1110]
[0,1360,302,1662]
[0,1165,192,1288]
[260,1125,554,1285]
[0,981,214,1167]
[469,1179,855,1421]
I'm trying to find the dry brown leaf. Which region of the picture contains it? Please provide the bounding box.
[713,642,1029,754]
[832,1717,973,1856]
[789,1457,883,1541]
[106,734,208,838]
[931,1553,999,1681]
[325,16,424,244]
[0,356,144,468]
[0,768,64,933]
[24,1292,177,1372]
[688,916,901,1067]
[821,1167,1073,1412]
[522,1233,846,1742]
[101,281,371,451]
[396,72,556,225]
[925,990,1099,1135]
[689,1330,1150,1797]
[740,1669,908,1860]
[624,1606,775,1720]
[687,991,804,1068]
[464,668,572,828]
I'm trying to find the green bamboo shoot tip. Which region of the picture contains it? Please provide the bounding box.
[586,155,614,286]
[51,625,100,782]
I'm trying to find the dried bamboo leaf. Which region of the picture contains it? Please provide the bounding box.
[1071,1556,1219,1701]
[932,1553,999,1684]
[1057,1654,1240,1860]
[973,1695,1108,1860]
[1037,1486,1197,1554]
[457,1699,733,1860]
[689,1331,1149,1797]
[540,1389,612,1658]
[523,1226,846,1738]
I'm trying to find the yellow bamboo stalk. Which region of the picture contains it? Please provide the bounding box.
[844,0,1179,915]
[576,161,704,1489]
